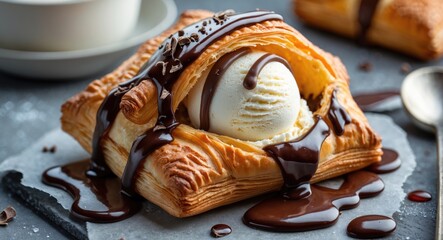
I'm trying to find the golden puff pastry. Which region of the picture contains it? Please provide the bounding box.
[295,0,443,60]
[61,9,382,218]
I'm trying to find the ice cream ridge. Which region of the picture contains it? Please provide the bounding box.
[51,9,384,232]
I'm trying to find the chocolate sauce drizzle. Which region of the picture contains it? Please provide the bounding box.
[42,10,284,222]
[263,116,330,199]
[42,160,141,223]
[243,53,292,90]
[244,91,360,231]
[358,0,380,44]
[42,9,382,230]
[92,10,283,194]
[200,49,292,131]
[347,215,396,238]
[353,91,400,112]
[328,90,352,135]
[200,48,251,131]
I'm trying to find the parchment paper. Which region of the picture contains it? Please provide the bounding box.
[0,114,416,239]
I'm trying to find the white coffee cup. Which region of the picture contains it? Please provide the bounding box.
[0,0,141,51]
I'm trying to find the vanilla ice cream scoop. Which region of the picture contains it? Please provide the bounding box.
[186,51,301,141]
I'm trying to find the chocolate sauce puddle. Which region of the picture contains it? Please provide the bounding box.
[42,160,141,223]
[358,0,381,44]
[367,148,400,174]
[353,91,400,111]
[244,90,361,231]
[347,215,396,238]
[243,171,384,231]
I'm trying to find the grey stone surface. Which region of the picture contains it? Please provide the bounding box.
[0,0,442,239]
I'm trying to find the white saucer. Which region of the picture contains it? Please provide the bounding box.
[0,0,177,80]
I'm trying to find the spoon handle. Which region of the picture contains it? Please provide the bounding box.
[437,125,443,240]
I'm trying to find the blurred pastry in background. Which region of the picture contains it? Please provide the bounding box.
[294,0,443,60]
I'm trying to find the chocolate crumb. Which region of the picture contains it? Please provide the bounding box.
[195,25,199,28]
[400,62,411,74]
[42,146,48,152]
[49,145,56,153]
[209,28,212,31]
[199,26,206,34]
[358,61,372,72]
[203,21,207,26]
[0,206,17,226]
[178,30,185,37]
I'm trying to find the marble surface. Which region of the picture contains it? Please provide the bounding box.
[1,0,442,239]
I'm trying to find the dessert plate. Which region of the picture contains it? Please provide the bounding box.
[0,0,177,80]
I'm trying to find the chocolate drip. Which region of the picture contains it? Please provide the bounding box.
[328,90,352,136]
[243,53,292,90]
[367,148,400,174]
[200,48,251,131]
[358,0,381,44]
[347,215,396,238]
[42,160,141,223]
[263,116,330,198]
[88,10,282,193]
[353,90,400,111]
[243,171,385,231]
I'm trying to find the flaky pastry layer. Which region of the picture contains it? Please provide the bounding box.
[295,0,443,60]
[61,10,382,217]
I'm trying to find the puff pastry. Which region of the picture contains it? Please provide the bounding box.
[61,10,382,217]
[295,0,443,60]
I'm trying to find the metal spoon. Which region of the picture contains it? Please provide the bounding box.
[401,66,443,239]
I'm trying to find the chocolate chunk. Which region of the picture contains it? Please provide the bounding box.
[190,33,199,42]
[358,61,372,72]
[0,206,17,226]
[178,30,185,36]
[202,21,207,26]
[178,36,191,46]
